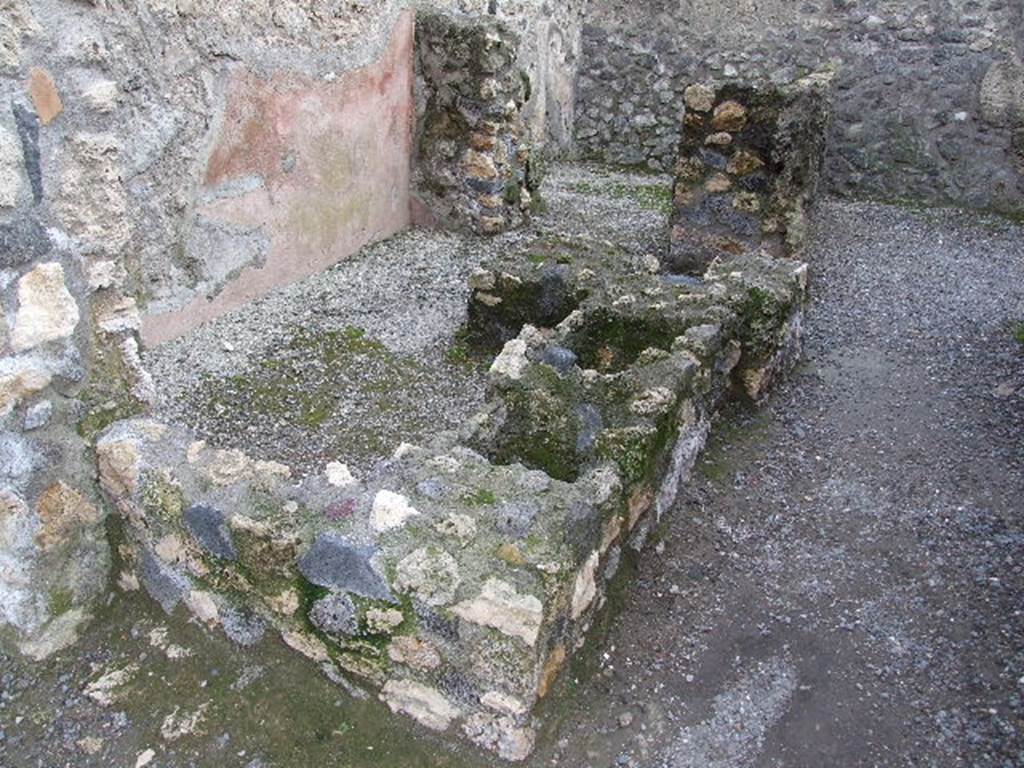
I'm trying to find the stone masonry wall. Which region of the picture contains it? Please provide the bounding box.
[576,0,1024,216]
[667,76,832,274]
[0,0,584,660]
[415,11,539,234]
[95,229,808,761]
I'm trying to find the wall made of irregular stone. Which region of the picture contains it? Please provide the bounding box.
[577,0,1024,215]
[415,11,539,234]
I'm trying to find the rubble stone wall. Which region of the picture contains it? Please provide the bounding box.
[415,11,539,234]
[667,76,832,275]
[96,230,808,761]
[576,0,1024,216]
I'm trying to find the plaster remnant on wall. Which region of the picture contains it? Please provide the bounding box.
[0,1,37,73]
[0,125,24,208]
[55,133,130,254]
[141,11,416,345]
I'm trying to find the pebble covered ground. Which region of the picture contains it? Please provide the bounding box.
[2,176,1022,767]
[534,199,1024,767]
[144,228,495,477]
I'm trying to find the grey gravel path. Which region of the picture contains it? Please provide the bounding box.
[536,199,1024,768]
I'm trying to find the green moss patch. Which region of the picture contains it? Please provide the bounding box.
[568,309,679,373]
[77,328,149,441]
[735,286,788,359]
[185,325,484,473]
[571,180,673,216]
[1013,322,1024,346]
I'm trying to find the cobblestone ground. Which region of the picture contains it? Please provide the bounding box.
[2,195,1022,767]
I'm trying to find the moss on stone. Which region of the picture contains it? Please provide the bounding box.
[351,593,417,644]
[496,542,526,566]
[463,488,498,506]
[188,324,454,469]
[231,538,296,597]
[503,179,522,206]
[295,577,330,616]
[491,365,585,481]
[595,426,655,485]
[48,588,74,618]
[140,472,184,523]
[77,400,141,442]
[292,576,342,655]
[570,309,679,373]
[735,285,788,359]
[195,324,400,428]
[76,329,148,442]
[467,267,583,349]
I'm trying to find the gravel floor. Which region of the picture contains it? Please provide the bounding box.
[535,199,1024,768]
[144,163,671,476]
[143,227,495,477]
[1,194,1022,768]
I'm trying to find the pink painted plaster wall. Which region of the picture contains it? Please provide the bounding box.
[141,10,414,346]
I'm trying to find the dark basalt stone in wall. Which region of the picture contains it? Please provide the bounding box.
[11,103,43,204]
[0,215,50,268]
[298,533,395,602]
[183,504,238,561]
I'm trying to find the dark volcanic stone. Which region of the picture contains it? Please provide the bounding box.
[564,501,603,560]
[12,103,42,204]
[309,592,358,637]
[183,504,237,561]
[575,403,604,454]
[697,148,728,170]
[414,601,460,642]
[542,345,578,374]
[494,499,540,540]
[139,549,188,614]
[298,534,394,602]
[0,216,50,268]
